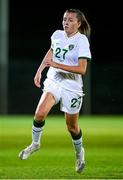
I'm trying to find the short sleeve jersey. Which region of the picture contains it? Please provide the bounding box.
[46,30,91,93]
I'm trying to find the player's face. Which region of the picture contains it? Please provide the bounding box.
[62,12,81,37]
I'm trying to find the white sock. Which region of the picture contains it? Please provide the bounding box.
[32,125,44,145]
[72,137,82,155]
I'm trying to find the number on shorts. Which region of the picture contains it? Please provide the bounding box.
[71,96,81,108]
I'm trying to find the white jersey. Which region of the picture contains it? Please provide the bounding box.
[46,30,91,93]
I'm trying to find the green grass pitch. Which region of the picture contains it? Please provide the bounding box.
[0,115,123,179]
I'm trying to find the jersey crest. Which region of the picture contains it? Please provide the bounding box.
[68,44,74,51]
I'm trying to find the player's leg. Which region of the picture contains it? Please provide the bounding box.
[65,112,85,173]
[65,113,85,172]
[60,89,85,173]
[19,92,56,160]
[32,92,56,145]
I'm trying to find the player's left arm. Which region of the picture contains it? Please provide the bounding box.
[45,58,88,75]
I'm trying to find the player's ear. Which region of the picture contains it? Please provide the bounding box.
[78,21,81,28]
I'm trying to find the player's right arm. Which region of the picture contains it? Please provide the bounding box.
[34,49,53,88]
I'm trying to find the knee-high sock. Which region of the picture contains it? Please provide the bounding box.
[72,137,82,154]
[32,120,45,145]
[71,129,83,154]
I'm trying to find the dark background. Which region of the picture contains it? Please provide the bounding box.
[8,0,123,115]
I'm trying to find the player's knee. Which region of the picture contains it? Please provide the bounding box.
[34,110,46,121]
[67,125,77,136]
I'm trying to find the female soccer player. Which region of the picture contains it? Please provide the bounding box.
[19,8,91,173]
